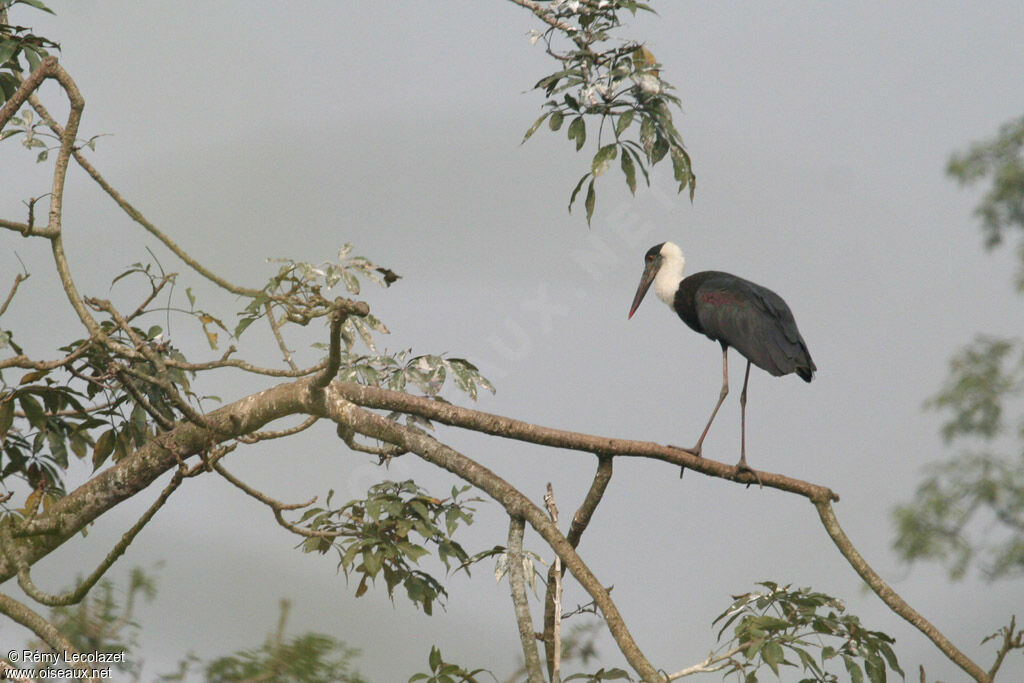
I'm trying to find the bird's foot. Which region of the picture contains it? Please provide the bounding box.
[733,461,763,489]
[669,443,701,479]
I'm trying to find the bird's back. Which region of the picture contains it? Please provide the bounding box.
[675,271,816,381]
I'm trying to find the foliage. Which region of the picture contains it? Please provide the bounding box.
[298,480,480,616]
[408,646,490,683]
[25,566,157,680]
[712,582,903,683]
[947,114,1024,290]
[198,601,366,683]
[0,0,57,106]
[521,0,695,224]
[893,113,1024,582]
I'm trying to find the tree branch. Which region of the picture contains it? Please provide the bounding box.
[0,591,82,666]
[508,515,545,683]
[317,389,664,682]
[813,500,990,682]
[665,645,745,680]
[1,467,184,607]
[333,382,839,503]
[544,457,612,677]
[21,88,263,298]
[544,484,564,683]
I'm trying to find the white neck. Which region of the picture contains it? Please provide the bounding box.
[654,245,685,308]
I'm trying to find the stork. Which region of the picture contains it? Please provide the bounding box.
[628,242,815,479]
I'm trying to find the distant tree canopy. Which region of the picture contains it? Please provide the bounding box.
[892,114,1024,583]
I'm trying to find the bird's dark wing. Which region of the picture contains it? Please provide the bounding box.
[689,272,816,380]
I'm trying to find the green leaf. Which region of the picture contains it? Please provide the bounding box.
[568,116,586,151]
[92,429,115,470]
[0,398,14,435]
[591,143,618,177]
[761,641,784,675]
[621,148,637,194]
[548,110,564,131]
[522,111,549,143]
[615,109,635,137]
[18,394,44,429]
[24,45,41,73]
[19,369,49,384]
[584,178,596,226]
[429,646,441,672]
[15,0,56,14]
[568,173,590,212]
[640,116,655,154]
[0,40,19,66]
[650,134,669,164]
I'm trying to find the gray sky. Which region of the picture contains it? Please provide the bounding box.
[3,1,1024,681]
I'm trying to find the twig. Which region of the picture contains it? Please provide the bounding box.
[814,500,990,682]
[237,415,319,444]
[665,645,746,679]
[265,301,299,372]
[22,88,263,298]
[508,515,545,683]
[544,484,563,683]
[0,272,28,317]
[986,614,1023,680]
[506,0,577,33]
[312,297,370,387]
[213,461,340,539]
[544,457,612,677]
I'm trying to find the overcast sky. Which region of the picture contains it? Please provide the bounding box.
[3,2,1024,681]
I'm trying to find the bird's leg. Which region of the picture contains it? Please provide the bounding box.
[680,344,729,478]
[736,360,762,487]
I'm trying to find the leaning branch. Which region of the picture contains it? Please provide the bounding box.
[316,390,664,682]
[813,500,990,683]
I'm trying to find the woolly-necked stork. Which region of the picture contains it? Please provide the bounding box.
[628,242,815,477]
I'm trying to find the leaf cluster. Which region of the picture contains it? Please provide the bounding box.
[891,334,1024,580]
[522,1,695,224]
[339,350,495,411]
[0,0,57,105]
[1,317,195,512]
[28,567,156,679]
[712,582,903,683]
[408,646,490,683]
[947,113,1024,290]
[203,633,366,683]
[299,480,480,615]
